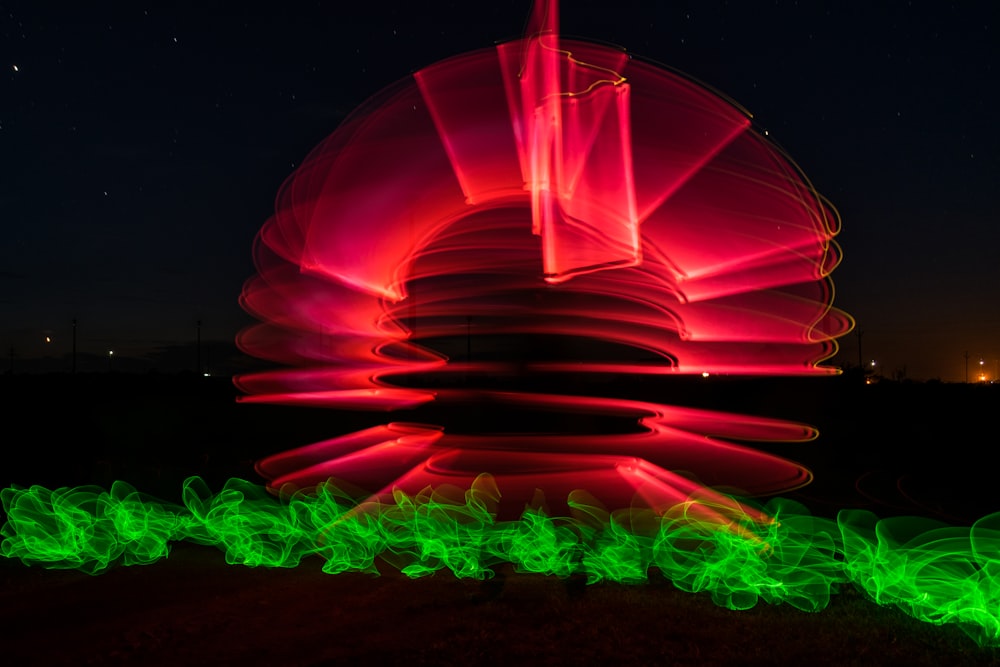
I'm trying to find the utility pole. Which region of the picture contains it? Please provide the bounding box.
[964,350,969,384]
[72,317,77,373]
[196,319,202,375]
[855,329,864,384]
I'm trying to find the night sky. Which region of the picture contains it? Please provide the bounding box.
[2,1,996,381]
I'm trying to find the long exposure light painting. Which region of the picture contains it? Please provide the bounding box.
[234,0,850,521]
[5,0,1000,649]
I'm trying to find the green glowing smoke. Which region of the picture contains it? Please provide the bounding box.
[3,476,1000,647]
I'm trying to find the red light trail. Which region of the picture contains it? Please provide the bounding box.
[236,0,851,521]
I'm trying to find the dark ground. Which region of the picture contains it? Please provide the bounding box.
[3,372,1000,665]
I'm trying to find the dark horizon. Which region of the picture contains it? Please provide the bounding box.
[5,334,995,385]
[3,335,260,377]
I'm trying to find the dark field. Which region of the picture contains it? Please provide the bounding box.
[3,372,1000,665]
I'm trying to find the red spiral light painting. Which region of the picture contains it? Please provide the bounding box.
[236,0,852,523]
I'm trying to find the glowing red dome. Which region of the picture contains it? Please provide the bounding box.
[236,0,851,521]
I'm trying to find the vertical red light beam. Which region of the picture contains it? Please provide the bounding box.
[497,0,640,282]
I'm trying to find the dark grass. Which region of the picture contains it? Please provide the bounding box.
[3,372,1000,665]
[3,545,998,666]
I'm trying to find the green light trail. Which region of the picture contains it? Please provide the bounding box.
[3,476,999,647]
